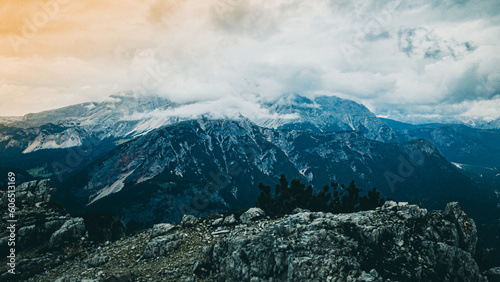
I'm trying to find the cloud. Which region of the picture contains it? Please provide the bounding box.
[0,0,499,122]
[397,27,475,60]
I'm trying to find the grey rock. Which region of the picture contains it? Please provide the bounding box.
[0,179,54,206]
[143,233,181,258]
[48,217,86,248]
[223,214,237,225]
[212,218,224,227]
[17,220,67,249]
[151,223,176,238]
[444,202,477,255]
[487,267,500,282]
[293,207,310,213]
[86,254,108,267]
[181,215,198,227]
[205,202,486,281]
[240,208,265,224]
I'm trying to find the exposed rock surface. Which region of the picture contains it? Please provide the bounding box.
[8,199,492,281]
[48,217,86,249]
[240,207,265,224]
[204,201,484,281]
[487,267,500,282]
[0,180,125,281]
[0,179,54,205]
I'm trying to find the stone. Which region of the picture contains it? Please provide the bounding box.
[212,218,224,226]
[240,207,265,224]
[181,215,198,227]
[487,267,500,282]
[48,217,86,248]
[222,214,237,225]
[86,254,108,267]
[204,202,486,281]
[142,234,181,258]
[0,179,54,206]
[444,202,477,255]
[151,223,176,238]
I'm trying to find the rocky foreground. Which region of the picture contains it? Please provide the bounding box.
[1,180,500,281]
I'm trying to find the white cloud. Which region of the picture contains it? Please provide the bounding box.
[0,0,499,121]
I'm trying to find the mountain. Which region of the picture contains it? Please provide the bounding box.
[0,94,177,183]
[54,118,497,233]
[1,93,400,145]
[0,123,116,184]
[381,114,500,130]
[0,93,401,185]
[2,94,500,267]
[382,118,500,191]
[483,117,500,129]
[256,94,400,142]
[2,93,177,139]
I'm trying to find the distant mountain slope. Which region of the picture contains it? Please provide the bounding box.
[3,93,176,139]
[54,118,495,232]
[381,115,500,129]
[382,118,500,192]
[0,93,402,184]
[2,93,401,146]
[257,94,400,142]
[0,124,116,184]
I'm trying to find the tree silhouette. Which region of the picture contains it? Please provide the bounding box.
[256,174,386,217]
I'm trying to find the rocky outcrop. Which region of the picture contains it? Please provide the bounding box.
[1,180,71,253]
[199,201,485,281]
[48,218,86,249]
[0,179,54,206]
[2,192,493,281]
[487,267,500,282]
[0,180,125,281]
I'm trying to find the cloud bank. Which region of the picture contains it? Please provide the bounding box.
[0,0,499,121]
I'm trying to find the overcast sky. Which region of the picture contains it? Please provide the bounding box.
[1,0,499,121]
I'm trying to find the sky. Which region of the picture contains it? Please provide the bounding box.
[1,0,500,121]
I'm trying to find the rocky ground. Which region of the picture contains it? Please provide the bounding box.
[1,180,500,281]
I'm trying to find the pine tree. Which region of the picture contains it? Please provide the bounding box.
[256,175,387,216]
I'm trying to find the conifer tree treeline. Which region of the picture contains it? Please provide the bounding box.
[256,174,387,217]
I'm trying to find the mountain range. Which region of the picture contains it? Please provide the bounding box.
[1,93,499,265]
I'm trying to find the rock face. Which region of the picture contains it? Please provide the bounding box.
[200,201,485,281]
[2,189,490,281]
[0,179,54,205]
[0,180,125,281]
[239,207,265,224]
[48,218,86,249]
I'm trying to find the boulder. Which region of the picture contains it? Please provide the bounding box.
[142,233,181,259]
[150,223,176,238]
[240,208,265,224]
[181,215,198,227]
[48,218,86,248]
[487,267,500,282]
